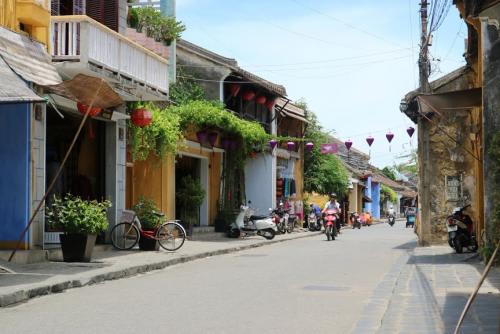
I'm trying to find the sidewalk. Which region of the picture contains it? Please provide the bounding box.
[351,244,500,334]
[0,229,318,307]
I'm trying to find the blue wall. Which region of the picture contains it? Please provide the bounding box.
[371,182,381,219]
[364,176,372,213]
[0,103,30,246]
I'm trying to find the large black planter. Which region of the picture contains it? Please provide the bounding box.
[138,230,160,251]
[59,234,97,262]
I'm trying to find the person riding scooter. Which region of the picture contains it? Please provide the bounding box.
[323,193,341,235]
[309,203,322,231]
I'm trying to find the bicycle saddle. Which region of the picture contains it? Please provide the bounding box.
[152,211,165,217]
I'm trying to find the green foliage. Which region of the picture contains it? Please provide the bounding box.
[380,184,398,204]
[46,195,111,235]
[395,150,418,175]
[382,166,397,181]
[132,196,162,229]
[169,69,205,105]
[129,103,183,161]
[170,100,269,153]
[134,7,185,42]
[176,175,206,225]
[300,99,349,196]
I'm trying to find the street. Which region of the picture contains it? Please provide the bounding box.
[0,222,414,334]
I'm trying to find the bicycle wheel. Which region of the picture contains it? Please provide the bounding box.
[157,222,186,251]
[110,222,139,250]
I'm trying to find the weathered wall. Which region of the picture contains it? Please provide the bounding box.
[481,16,500,246]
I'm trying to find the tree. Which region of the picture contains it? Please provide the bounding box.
[382,166,397,181]
[298,99,349,197]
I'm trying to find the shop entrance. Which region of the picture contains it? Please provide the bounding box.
[175,154,209,226]
[45,108,106,203]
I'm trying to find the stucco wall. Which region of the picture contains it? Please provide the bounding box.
[245,153,275,214]
[0,103,30,249]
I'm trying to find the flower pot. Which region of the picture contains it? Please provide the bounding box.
[138,229,159,251]
[59,234,97,262]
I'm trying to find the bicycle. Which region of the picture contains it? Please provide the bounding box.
[110,210,186,251]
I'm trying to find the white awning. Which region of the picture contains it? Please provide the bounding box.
[0,56,44,103]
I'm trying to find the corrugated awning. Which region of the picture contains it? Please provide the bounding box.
[416,88,482,114]
[0,27,61,86]
[0,56,44,103]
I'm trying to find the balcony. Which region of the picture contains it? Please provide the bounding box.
[50,16,168,100]
[16,0,50,27]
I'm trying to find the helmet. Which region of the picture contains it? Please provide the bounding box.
[452,207,461,214]
[330,193,337,198]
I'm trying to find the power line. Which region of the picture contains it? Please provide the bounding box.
[288,0,406,48]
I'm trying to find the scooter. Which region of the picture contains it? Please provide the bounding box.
[228,204,277,240]
[272,206,288,234]
[446,205,478,254]
[308,212,322,231]
[350,212,361,229]
[324,209,338,241]
[388,215,395,227]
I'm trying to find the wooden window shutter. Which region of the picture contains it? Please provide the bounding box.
[85,0,118,32]
[51,0,60,15]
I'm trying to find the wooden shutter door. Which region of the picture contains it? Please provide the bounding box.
[85,0,118,32]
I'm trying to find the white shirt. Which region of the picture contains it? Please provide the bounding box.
[323,200,341,213]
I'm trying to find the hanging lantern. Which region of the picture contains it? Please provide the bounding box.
[208,132,218,147]
[130,108,152,128]
[221,138,231,150]
[255,95,267,105]
[77,102,102,117]
[242,90,256,101]
[305,142,314,152]
[345,140,353,151]
[366,136,374,147]
[386,132,394,143]
[265,99,276,112]
[407,126,415,138]
[269,139,278,150]
[196,129,208,143]
[287,141,296,151]
[229,83,241,97]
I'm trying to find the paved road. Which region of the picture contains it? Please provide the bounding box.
[0,222,416,334]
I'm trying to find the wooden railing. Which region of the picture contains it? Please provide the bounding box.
[51,15,168,93]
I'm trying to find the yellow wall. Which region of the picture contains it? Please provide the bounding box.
[0,0,50,46]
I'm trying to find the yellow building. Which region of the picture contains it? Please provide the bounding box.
[0,0,50,45]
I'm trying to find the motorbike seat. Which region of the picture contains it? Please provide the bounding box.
[250,215,268,221]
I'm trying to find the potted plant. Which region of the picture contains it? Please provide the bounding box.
[176,175,205,236]
[159,16,186,46]
[132,196,162,250]
[46,195,111,262]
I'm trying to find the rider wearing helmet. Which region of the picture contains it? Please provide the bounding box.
[323,193,341,233]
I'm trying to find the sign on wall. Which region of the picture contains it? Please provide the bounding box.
[445,175,462,202]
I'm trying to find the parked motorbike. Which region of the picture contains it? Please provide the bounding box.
[286,213,297,233]
[324,209,338,241]
[446,205,478,254]
[388,215,395,227]
[272,206,288,234]
[308,212,322,231]
[350,212,361,229]
[228,204,277,240]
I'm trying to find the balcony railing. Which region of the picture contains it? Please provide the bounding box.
[51,15,168,94]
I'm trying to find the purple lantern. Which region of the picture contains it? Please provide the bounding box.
[269,139,278,150]
[305,142,314,152]
[208,132,218,147]
[287,141,296,151]
[221,138,231,150]
[407,127,415,138]
[345,140,353,151]
[196,129,207,143]
[366,136,374,147]
[386,132,394,143]
[230,141,238,150]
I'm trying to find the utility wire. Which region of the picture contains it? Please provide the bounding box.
[289,0,406,48]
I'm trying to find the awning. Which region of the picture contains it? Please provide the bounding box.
[0,56,44,103]
[0,27,61,86]
[416,88,482,115]
[276,98,308,123]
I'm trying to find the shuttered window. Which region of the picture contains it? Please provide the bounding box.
[86,0,119,32]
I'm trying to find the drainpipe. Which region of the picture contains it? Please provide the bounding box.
[161,0,176,83]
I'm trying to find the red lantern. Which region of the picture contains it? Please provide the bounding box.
[77,102,102,117]
[242,90,256,101]
[229,83,241,97]
[345,140,353,151]
[256,95,267,105]
[131,108,152,128]
[386,132,394,143]
[366,136,374,147]
[266,99,276,112]
[407,127,415,138]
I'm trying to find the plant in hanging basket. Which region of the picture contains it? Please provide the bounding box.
[46,195,111,262]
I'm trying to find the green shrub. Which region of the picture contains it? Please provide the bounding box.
[132,196,162,229]
[46,195,111,235]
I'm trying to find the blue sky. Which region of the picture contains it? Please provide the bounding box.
[176,0,466,168]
